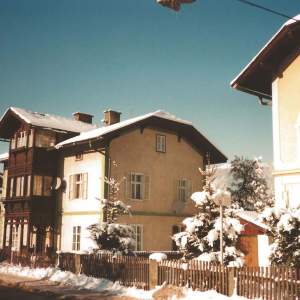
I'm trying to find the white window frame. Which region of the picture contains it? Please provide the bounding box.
[9,178,14,197]
[69,173,88,200]
[125,172,150,201]
[177,178,193,203]
[156,134,166,153]
[131,224,143,251]
[72,226,81,251]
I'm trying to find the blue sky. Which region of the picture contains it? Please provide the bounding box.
[1,0,300,165]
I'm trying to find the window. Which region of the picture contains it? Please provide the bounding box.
[69,173,88,200]
[28,129,33,148]
[75,153,83,161]
[72,226,81,251]
[125,172,150,200]
[12,225,18,249]
[15,176,24,197]
[33,175,53,196]
[172,225,185,250]
[17,131,27,148]
[35,129,56,148]
[131,225,143,251]
[11,134,16,150]
[156,135,166,152]
[9,178,14,197]
[26,175,31,196]
[177,178,193,203]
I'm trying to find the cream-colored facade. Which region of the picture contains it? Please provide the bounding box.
[231,18,300,209]
[57,150,105,252]
[272,44,300,208]
[57,127,204,252]
[110,127,202,251]
[54,110,227,253]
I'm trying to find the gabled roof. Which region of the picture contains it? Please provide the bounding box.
[231,15,300,99]
[56,110,228,164]
[0,107,99,139]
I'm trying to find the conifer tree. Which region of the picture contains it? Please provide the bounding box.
[173,153,244,265]
[87,162,135,255]
[228,156,268,210]
[260,206,300,267]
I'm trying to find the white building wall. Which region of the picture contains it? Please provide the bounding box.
[59,151,105,252]
[258,235,270,266]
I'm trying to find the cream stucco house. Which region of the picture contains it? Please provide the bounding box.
[54,110,227,252]
[231,15,300,209]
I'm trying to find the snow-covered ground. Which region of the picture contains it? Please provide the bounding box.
[0,262,253,300]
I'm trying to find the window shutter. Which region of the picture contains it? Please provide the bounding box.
[83,173,88,199]
[69,175,74,200]
[125,172,131,198]
[143,175,151,200]
[186,180,193,203]
[177,178,180,201]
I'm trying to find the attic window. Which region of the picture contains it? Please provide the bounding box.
[156,135,166,153]
[35,129,56,148]
[75,153,83,161]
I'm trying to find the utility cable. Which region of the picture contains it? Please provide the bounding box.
[236,0,298,21]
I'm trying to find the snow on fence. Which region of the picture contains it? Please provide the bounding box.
[6,252,300,299]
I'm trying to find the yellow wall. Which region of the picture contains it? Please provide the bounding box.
[272,44,300,208]
[109,127,203,250]
[277,44,300,164]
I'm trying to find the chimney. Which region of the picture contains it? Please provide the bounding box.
[102,110,122,126]
[73,112,94,124]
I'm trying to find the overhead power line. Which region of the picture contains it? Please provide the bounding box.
[236,0,298,21]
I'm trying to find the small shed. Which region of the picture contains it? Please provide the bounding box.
[236,211,270,267]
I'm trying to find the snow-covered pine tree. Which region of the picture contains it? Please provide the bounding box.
[260,206,300,267]
[173,153,244,266]
[86,162,135,255]
[228,156,269,211]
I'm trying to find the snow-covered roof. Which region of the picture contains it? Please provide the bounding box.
[1,107,99,134]
[56,110,193,148]
[0,152,9,162]
[55,110,226,161]
[230,14,300,96]
[237,211,268,230]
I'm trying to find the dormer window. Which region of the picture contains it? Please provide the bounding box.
[35,129,56,148]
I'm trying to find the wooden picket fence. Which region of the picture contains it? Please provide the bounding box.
[158,260,229,295]
[6,252,300,299]
[235,266,300,300]
[80,253,150,290]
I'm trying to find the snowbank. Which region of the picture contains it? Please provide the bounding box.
[0,262,252,300]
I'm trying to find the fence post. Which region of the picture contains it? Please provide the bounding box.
[75,254,81,275]
[228,267,235,297]
[149,259,159,290]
